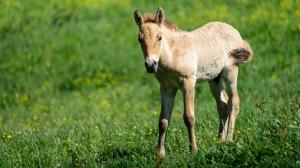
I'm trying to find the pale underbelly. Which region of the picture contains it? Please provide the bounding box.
[195,60,224,81]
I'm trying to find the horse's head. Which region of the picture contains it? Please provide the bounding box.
[134,7,165,73]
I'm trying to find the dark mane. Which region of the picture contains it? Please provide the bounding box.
[143,13,180,31]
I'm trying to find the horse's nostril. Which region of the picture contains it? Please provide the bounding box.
[154,61,157,66]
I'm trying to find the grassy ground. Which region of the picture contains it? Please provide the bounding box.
[0,0,300,167]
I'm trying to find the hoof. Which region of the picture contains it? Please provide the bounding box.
[191,148,198,154]
[226,139,234,143]
[190,145,198,154]
[226,134,233,142]
[219,137,226,143]
[219,133,226,142]
[156,150,165,159]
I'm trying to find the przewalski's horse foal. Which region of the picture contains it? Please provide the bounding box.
[133,7,253,158]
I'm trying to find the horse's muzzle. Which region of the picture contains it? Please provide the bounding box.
[145,60,157,73]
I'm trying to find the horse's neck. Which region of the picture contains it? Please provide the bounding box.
[159,27,188,67]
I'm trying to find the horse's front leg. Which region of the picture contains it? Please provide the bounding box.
[182,77,197,154]
[157,85,177,158]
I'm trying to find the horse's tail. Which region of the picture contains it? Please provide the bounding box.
[230,40,253,64]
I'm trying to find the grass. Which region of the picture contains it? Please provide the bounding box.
[0,0,300,167]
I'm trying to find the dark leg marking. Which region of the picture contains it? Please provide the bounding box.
[213,73,221,84]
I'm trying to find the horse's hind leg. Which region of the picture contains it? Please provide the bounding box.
[224,65,240,142]
[209,76,229,142]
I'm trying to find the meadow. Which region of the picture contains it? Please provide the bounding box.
[0,0,299,167]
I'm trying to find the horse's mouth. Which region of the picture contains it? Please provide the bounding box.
[146,67,157,73]
[145,63,158,73]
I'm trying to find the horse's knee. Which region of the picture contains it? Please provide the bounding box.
[231,94,240,113]
[159,119,168,131]
[183,113,195,127]
[228,92,239,107]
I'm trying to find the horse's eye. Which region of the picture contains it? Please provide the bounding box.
[157,35,162,41]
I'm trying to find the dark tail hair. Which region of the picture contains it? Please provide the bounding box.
[230,40,253,64]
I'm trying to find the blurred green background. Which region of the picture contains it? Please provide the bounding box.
[0,0,299,167]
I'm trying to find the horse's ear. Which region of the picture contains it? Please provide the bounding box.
[154,6,164,26]
[134,10,144,28]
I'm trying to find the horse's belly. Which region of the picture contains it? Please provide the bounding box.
[196,56,224,81]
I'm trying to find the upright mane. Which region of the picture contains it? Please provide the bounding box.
[143,13,180,31]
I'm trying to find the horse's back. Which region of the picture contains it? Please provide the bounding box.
[193,21,244,50]
[191,22,245,81]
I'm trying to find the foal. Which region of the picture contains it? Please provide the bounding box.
[133,7,253,158]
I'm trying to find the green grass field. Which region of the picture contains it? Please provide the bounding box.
[0,0,300,167]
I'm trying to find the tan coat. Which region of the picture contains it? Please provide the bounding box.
[134,7,253,159]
